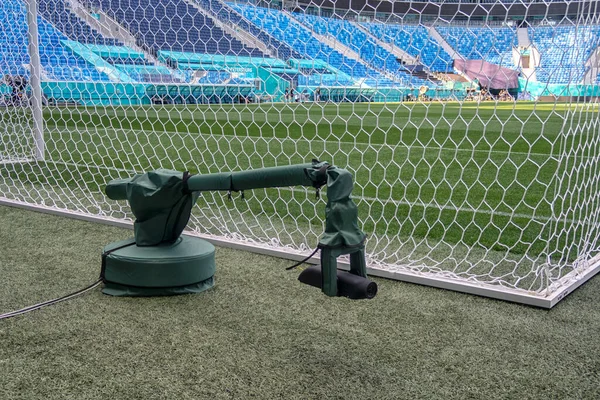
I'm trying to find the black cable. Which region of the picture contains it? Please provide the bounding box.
[0,278,102,321]
[2,244,321,318]
[286,247,320,270]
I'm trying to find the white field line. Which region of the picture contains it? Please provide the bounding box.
[0,157,36,165]
[46,160,139,174]
[47,125,582,160]
[43,159,586,226]
[285,186,551,222]
[60,101,600,112]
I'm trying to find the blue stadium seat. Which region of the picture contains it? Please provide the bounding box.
[529,25,600,84]
[90,0,264,57]
[363,23,453,73]
[0,1,110,82]
[435,25,517,68]
[39,0,121,46]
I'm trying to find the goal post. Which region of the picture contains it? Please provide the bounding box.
[2,0,600,308]
[0,1,36,164]
[25,0,45,161]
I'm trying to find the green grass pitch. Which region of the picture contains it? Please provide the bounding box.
[1,101,600,290]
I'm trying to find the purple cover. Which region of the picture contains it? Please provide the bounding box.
[453,59,519,89]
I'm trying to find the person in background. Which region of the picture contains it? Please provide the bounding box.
[4,75,27,106]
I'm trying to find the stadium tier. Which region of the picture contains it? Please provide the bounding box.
[39,0,121,46]
[362,23,453,73]
[435,25,517,68]
[1,1,110,81]
[292,13,412,79]
[227,3,396,85]
[91,0,264,57]
[529,25,600,84]
[0,2,29,76]
[194,0,303,60]
[1,0,600,89]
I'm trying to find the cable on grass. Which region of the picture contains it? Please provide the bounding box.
[0,279,102,320]
[286,247,320,270]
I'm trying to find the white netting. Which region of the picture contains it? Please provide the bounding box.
[0,2,35,162]
[2,0,600,303]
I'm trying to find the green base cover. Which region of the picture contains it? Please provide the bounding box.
[102,236,216,297]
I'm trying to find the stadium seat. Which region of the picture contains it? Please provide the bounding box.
[38,0,122,46]
[529,25,600,84]
[0,0,110,82]
[90,0,265,57]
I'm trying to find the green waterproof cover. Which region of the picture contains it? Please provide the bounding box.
[104,160,365,250]
[102,236,216,297]
[229,163,316,190]
[103,277,215,297]
[318,167,366,249]
[105,170,200,246]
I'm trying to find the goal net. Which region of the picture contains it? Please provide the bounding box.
[2,0,600,307]
[0,1,36,163]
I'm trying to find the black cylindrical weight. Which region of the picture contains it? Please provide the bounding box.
[298,266,377,300]
[336,270,378,300]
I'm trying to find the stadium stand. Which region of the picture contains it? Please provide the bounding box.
[292,14,405,74]
[529,25,600,84]
[91,0,265,57]
[2,0,599,90]
[435,25,517,68]
[228,3,367,78]
[228,3,427,87]
[1,1,110,81]
[291,13,434,87]
[39,0,121,46]
[363,23,453,73]
[0,2,29,76]
[194,0,303,60]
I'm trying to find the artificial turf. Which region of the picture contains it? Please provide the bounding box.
[1,205,599,399]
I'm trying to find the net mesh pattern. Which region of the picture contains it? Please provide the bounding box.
[2,0,600,299]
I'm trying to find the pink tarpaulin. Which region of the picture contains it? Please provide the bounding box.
[453,59,519,89]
